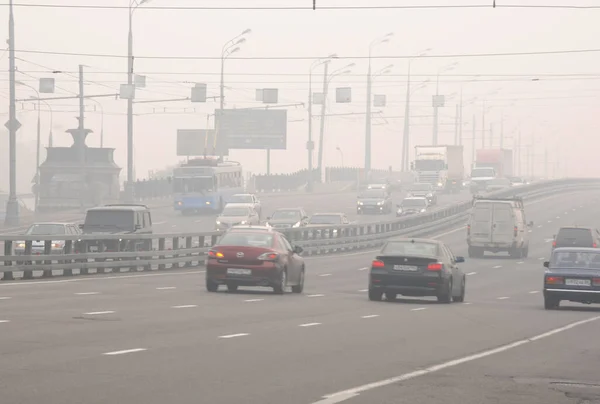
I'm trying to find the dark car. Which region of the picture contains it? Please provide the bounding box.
[368,237,466,303]
[543,247,600,309]
[265,207,309,229]
[357,189,393,214]
[205,229,305,294]
[396,197,429,217]
[552,227,600,250]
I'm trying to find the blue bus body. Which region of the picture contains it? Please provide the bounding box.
[173,158,243,214]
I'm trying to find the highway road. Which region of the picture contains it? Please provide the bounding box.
[2,191,598,404]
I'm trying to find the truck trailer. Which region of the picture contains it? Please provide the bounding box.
[413,145,464,192]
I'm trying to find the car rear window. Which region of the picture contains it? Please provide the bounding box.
[552,251,600,269]
[381,241,439,257]
[218,232,274,248]
[556,228,593,246]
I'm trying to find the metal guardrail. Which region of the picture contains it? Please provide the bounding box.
[1,179,599,281]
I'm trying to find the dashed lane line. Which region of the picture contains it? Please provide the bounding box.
[171,305,197,309]
[307,294,325,298]
[319,274,333,277]
[411,308,427,311]
[156,287,177,290]
[492,265,502,269]
[299,323,322,327]
[0,320,10,323]
[529,291,540,294]
[84,311,115,315]
[219,333,249,339]
[244,299,264,302]
[467,272,477,276]
[103,348,147,356]
[517,261,524,264]
[75,292,99,295]
[497,297,510,300]
[0,296,12,300]
[361,315,380,319]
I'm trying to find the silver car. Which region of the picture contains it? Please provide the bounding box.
[215,205,260,231]
[225,194,262,218]
[14,222,81,255]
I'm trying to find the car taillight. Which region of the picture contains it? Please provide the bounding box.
[513,226,518,237]
[552,241,556,248]
[427,263,443,271]
[467,224,471,236]
[371,260,384,268]
[594,243,598,248]
[208,250,224,258]
[593,278,600,286]
[545,276,564,285]
[257,252,279,261]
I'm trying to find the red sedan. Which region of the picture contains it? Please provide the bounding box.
[206,229,305,294]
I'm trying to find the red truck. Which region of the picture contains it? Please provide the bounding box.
[475,149,513,178]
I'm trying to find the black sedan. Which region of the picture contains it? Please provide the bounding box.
[543,247,600,309]
[368,237,466,303]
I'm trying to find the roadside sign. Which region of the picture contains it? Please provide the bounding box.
[215,109,287,150]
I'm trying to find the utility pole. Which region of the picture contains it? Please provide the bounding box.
[458,90,463,145]
[401,65,411,172]
[453,104,459,145]
[316,61,329,181]
[4,0,21,226]
[365,60,373,176]
[125,3,135,203]
[544,146,548,179]
[471,114,476,168]
[481,101,486,149]
[517,130,521,175]
[500,114,504,149]
[489,123,493,148]
[307,67,314,190]
[34,98,40,212]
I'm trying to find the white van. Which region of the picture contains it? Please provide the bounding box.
[467,197,533,258]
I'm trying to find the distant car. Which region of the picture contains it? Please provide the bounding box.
[14,222,81,255]
[357,189,393,215]
[205,228,305,294]
[552,227,600,250]
[265,207,309,229]
[368,237,466,303]
[307,213,350,227]
[485,177,512,192]
[407,183,437,205]
[508,176,527,186]
[225,194,262,218]
[543,247,600,309]
[367,183,390,193]
[215,205,260,230]
[396,197,429,217]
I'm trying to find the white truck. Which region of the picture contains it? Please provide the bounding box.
[412,145,464,192]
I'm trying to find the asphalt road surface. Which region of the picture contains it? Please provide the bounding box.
[2,191,598,404]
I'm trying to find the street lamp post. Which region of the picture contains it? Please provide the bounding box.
[365,33,393,179]
[432,62,458,145]
[125,0,150,203]
[88,98,105,147]
[336,146,344,167]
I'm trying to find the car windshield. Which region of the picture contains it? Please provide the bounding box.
[218,232,274,248]
[401,199,427,208]
[84,211,133,229]
[222,207,249,217]
[359,190,385,198]
[381,241,439,257]
[271,210,302,220]
[471,168,495,178]
[551,251,600,269]
[410,184,431,192]
[229,195,253,203]
[309,215,342,225]
[25,224,66,235]
[509,177,524,183]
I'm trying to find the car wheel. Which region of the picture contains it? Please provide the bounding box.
[273,270,287,294]
[206,278,218,292]
[453,276,466,303]
[437,279,453,303]
[292,268,305,293]
[227,284,238,293]
[544,296,560,310]
[523,246,529,258]
[368,288,383,301]
[385,292,397,301]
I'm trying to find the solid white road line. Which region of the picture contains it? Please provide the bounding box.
[307,294,325,297]
[529,291,540,294]
[312,316,600,404]
[171,305,197,309]
[299,323,321,327]
[358,267,368,271]
[219,333,249,339]
[0,296,12,300]
[517,261,524,264]
[358,289,368,292]
[361,315,380,319]
[244,299,264,302]
[103,348,147,356]
[84,311,115,315]
[493,265,502,269]
[156,287,177,290]
[75,292,99,295]
[497,297,510,300]
[319,274,332,277]
[411,308,427,312]
[0,320,10,323]
[466,272,477,276]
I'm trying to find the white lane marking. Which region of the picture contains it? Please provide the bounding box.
[84,311,115,315]
[156,287,176,290]
[537,225,543,228]
[219,333,249,339]
[319,273,332,277]
[572,208,576,211]
[497,297,510,300]
[528,230,533,233]
[411,307,427,311]
[75,292,99,295]
[154,221,167,225]
[462,302,472,305]
[103,348,147,356]
[307,294,325,297]
[299,322,321,327]
[0,296,12,300]
[466,272,477,276]
[171,305,197,309]
[358,267,368,271]
[194,219,203,223]
[0,320,10,323]
[171,225,177,228]
[492,265,502,269]
[0,270,206,287]
[544,238,553,243]
[358,289,368,292]
[314,316,600,404]
[529,290,540,294]
[564,212,568,215]
[556,216,560,219]
[244,299,264,302]
[517,261,524,264]
[548,220,552,223]
[361,315,380,319]
[538,257,545,260]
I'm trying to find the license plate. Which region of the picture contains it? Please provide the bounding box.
[227,268,252,275]
[89,246,98,252]
[565,279,591,286]
[393,265,418,271]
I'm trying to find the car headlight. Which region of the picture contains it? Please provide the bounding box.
[16,242,25,248]
[426,193,432,197]
[240,221,247,225]
[437,182,443,187]
[216,221,221,225]
[377,201,383,206]
[292,222,301,228]
[51,243,62,249]
[357,201,363,205]
[420,209,426,213]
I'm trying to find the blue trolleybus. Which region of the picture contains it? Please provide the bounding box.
[173,157,243,215]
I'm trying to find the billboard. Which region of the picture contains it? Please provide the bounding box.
[215,109,287,150]
[176,129,227,156]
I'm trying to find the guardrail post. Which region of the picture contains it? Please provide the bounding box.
[211,235,218,246]
[63,240,73,276]
[158,238,166,270]
[42,240,53,278]
[185,236,192,267]
[2,240,14,281]
[23,241,33,280]
[172,237,180,269]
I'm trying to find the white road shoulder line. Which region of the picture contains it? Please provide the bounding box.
[103,348,147,356]
[219,333,249,339]
[313,316,600,404]
[299,323,321,327]
[172,305,197,309]
[361,315,380,319]
[84,311,115,315]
